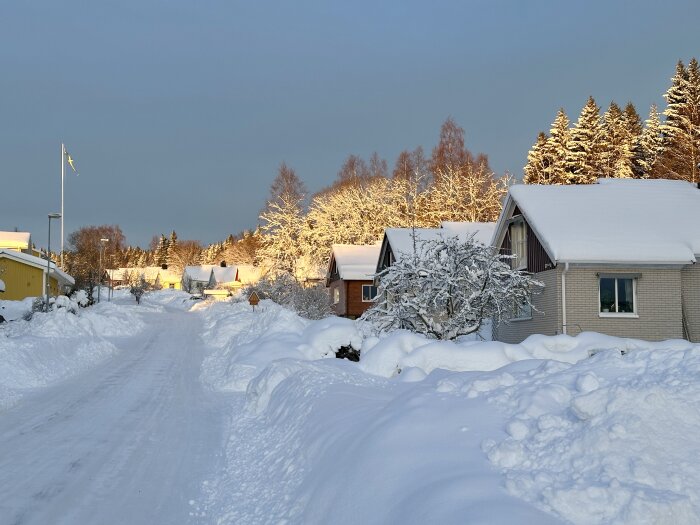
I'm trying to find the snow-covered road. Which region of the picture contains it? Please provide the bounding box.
[0,306,224,525]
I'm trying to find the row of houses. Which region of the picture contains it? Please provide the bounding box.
[327,178,700,344]
[106,263,263,295]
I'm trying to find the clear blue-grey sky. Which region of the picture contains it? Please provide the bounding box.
[1,1,698,248]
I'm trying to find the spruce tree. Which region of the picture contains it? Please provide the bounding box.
[546,109,571,184]
[566,96,603,184]
[523,132,551,184]
[655,59,700,182]
[634,105,663,178]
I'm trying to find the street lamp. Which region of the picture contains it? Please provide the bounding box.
[98,238,109,303]
[46,213,61,312]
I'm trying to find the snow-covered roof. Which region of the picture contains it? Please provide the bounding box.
[235,264,262,284]
[441,222,496,246]
[211,266,238,284]
[331,244,381,280]
[503,178,700,264]
[0,249,74,285]
[0,231,31,250]
[184,265,215,282]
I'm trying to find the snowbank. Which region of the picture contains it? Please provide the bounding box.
[359,330,690,378]
[0,298,149,409]
[199,299,362,392]
[195,297,700,524]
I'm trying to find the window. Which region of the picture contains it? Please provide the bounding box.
[362,284,378,302]
[169,283,175,289]
[599,277,636,315]
[333,287,340,304]
[511,295,532,320]
[510,220,527,270]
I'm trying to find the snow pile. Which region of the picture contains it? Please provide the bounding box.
[0,298,148,409]
[0,297,34,321]
[359,330,688,378]
[479,347,700,523]
[199,299,362,392]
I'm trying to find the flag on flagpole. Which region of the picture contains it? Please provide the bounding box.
[64,145,79,175]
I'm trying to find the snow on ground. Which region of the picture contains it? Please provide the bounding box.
[195,298,700,524]
[199,299,360,392]
[0,291,151,410]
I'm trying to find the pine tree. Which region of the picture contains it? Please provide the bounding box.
[155,234,169,267]
[523,132,551,184]
[634,105,663,178]
[601,102,635,179]
[655,59,700,182]
[566,96,603,184]
[546,109,571,184]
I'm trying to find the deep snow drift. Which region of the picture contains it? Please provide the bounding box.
[197,298,700,524]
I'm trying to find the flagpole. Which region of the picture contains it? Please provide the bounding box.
[61,142,65,269]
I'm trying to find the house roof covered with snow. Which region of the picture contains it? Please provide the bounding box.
[0,231,31,251]
[0,249,74,285]
[383,221,495,260]
[184,265,215,282]
[330,244,382,280]
[211,266,238,284]
[236,264,263,284]
[440,222,496,246]
[497,178,700,265]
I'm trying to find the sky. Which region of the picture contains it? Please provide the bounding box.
[1,0,699,249]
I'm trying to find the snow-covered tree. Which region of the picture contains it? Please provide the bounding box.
[566,96,603,184]
[362,234,543,340]
[655,59,700,183]
[258,162,307,276]
[601,102,635,179]
[523,132,551,184]
[425,163,509,224]
[634,104,663,178]
[546,109,571,184]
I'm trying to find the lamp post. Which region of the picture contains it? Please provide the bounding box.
[46,213,62,312]
[98,238,109,303]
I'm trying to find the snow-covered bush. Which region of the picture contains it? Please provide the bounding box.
[241,273,331,320]
[362,234,543,340]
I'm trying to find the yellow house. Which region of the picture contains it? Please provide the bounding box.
[0,249,75,301]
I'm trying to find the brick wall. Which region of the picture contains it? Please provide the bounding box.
[682,264,700,343]
[565,267,683,341]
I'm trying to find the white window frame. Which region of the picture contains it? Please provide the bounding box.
[361,284,378,303]
[598,276,638,318]
[333,287,340,305]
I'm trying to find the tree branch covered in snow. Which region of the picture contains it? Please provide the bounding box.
[362,235,543,340]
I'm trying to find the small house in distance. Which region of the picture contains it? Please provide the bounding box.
[326,244,381,318]
[490,178,700,343]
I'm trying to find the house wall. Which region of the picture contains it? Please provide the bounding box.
[564,266,683,341]
[682,264,700,343]
[0,257,54,301]
[346,280,375,318]
[493,268,561,343]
